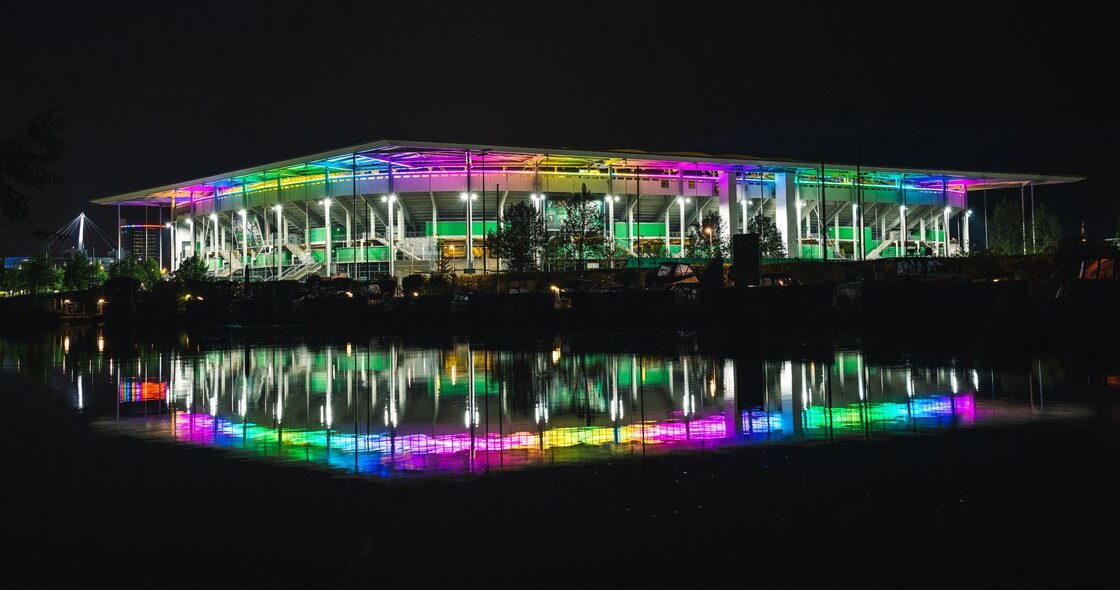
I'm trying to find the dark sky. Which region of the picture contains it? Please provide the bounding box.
[3,2,1117,255]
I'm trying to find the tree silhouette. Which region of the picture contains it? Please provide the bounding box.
[747,212,787,258]
[487,202,549,273]
[989,199,1061,255]
[62,252,107,291]
[0,107,67,222]
[553,183,605,266]
[18,253,62,294]
[685,210,727,258]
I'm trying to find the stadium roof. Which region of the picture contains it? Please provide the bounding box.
[93,139,1084,207]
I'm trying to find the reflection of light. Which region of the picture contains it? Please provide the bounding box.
[971,370,980,392]
[450,365,457,385]
[709,378,716,397]
[346,343,352,356]
[77,375,83,410]
[950,371,959,394]
[551,348,561,364]
[97,336,105,353]
[63,336,70,353]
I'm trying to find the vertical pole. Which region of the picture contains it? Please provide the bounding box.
[1030,182,1036,254]
[678,169,685,258]
[240,209,248,283]
[899,176,906,257]
[387,161,396,277]
[275,205,283,279]
[678,197,686,259]
[983,190,989,250]
[819,163,826,260]
[116,202,122,260]
[1020,184,1027,255]
[465,151,474,273]
[942,178,950,256]
[323,201,331,277]
[482,150,487,274]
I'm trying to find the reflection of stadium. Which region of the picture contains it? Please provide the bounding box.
[104,343,984,476]
[92,140,1081,279]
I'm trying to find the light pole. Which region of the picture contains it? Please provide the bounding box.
[209,213,218,259]
[704,226,713,257]
[322,199,332,277]
[381,194,396,277]
[238,209,248,283]
[460,192,477,273]
[274,204,283,279]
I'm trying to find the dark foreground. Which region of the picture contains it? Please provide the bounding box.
[6,371,1119,586]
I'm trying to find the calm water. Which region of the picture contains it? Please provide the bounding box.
[1,329,1091,479]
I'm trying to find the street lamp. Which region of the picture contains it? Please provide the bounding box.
[239,209,248,282]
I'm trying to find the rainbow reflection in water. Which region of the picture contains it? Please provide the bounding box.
[168,393,974,477]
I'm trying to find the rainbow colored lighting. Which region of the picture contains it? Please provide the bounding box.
[164,393,974,478]
[118,379,168,403]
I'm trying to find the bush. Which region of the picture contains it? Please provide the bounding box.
[401,273,426,296]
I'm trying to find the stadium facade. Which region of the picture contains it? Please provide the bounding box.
[93,140,1081,280]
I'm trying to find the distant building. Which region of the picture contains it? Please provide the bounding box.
[4,256,30,269]
[121,224,162,263]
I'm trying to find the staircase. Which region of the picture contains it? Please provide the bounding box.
[866,231,898,260]
[279,242,321,280]
[212,252,243,278]
[250,216,265,249]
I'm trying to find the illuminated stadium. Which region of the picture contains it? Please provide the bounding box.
[93,140,1081,280]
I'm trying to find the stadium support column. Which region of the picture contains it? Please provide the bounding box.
[774,172,799,258]
[718,170,738,247]
[626,200,636,255]
[963,208,971,254]
[677,196,686,259]
[465,152,474,273]
[275,205,283,279]
[323,199,332,277]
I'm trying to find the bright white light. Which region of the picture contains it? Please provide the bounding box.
[459,192,468,201]
[966,209,974,217]
[164,222,172,228]
[470,193,478,201]
[209,213,217,222]
[238,209,247,217]
[530,193,539,201]
[944,206,952,214]
[321,199,331,208]
[273,204,282,212]
[380,195,388,203]
[899,205,907,212]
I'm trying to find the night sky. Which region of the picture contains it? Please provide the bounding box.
[2,2,1116,255]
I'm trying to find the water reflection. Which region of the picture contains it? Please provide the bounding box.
[4,332,1088,479]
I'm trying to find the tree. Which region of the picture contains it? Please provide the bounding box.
[989,199,1061,255]
[62,252,107,291]
[0,107,67,222]
[747,213,787,258]
[18,253,62,294]
[1032,203,1061,253]
[171,254,210,285]
[434,238,455,277]
[553,183,606,265]
[487,202,549,273]
[109,256,163,290]
[685,210,727,259]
